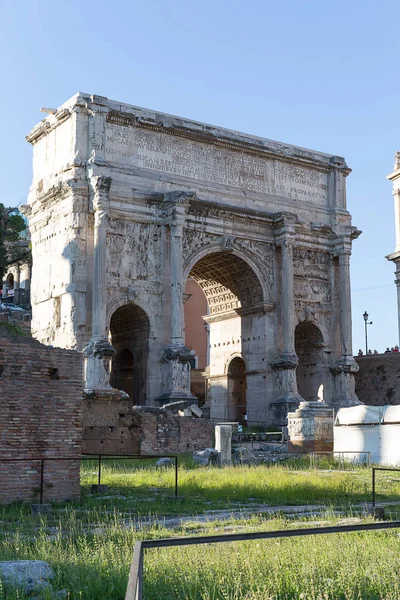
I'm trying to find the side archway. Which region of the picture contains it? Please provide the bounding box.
[109,303,150,404]
[295,321,325,402]
[227,356,247,424]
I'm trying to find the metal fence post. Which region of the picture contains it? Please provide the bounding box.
[372,467,376,508]
[40,459,44,505]
[175,456,178,498]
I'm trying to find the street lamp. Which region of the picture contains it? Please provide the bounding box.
[363,311,373,355]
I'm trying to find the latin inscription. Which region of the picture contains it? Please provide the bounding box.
[105,123,328,204]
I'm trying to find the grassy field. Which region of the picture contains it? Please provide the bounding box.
[1,461,400,598]
[75,458,400,516]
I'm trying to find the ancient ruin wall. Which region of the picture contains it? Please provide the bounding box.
[82,400,212,455]
[0,326,83,503]
[355,354,400,406]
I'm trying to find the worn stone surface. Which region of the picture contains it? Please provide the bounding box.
[82,399,212,455]
[355,354,400,405]
[0,326,83,503]
[0,560,54,596]
[26,93,360,425]
[192,448,219,466]
[287,401,334,454]
[215,425,232,466]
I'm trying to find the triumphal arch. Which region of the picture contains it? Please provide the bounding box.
[25,93,360,424]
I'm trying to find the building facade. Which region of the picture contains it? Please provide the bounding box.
[25,93,360,424]
[387,151,400,343]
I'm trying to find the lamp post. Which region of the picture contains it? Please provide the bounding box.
[363,311,373,355]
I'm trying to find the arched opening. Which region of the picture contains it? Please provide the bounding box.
[6,273,14,291]
[111,349,134,399]
[295,321,325,402]
[109,303,149,404]
[184,250,264,421]
[227,357,247,424]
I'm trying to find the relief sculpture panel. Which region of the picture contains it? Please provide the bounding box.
[106,220,162,287]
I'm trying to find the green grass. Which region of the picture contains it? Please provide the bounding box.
[1,510,400,599]
[74,459,400,516]
[2,462,400,598]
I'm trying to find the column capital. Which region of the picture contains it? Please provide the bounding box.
[275,230,296,250]
[92,176,111,214]
[93,175,112,196]
[164,191,195,226]
[333,236,352,258]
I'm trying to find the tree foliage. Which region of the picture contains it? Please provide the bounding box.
[0,204,30,282]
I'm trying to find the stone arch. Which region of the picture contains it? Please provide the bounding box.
[106,295,152,333]
[295,321,325,402]
[183,248,266,423]
[294,309,330,350]
[224,351,244,375]
[6,272,14,290]
[183,243,270,305]
[186,250,264,315]
[109,302,150,405]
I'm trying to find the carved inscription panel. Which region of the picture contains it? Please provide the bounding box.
[105,117,328,205]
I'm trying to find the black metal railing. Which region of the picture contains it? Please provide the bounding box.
[238,431,284,447]
[125,521,400,600]
[0,454,179,503]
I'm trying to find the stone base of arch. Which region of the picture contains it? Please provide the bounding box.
[155,344,198,407]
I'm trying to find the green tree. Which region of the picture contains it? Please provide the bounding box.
[0,205,30,282]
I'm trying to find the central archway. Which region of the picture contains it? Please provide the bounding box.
[183,250,266,423]
[295,321,325,402]
[109,303,150,404]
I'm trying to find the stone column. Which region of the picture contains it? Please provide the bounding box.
[330,239,360,409]
[215,425,232,466]
[395,264,400,344]
[281,238,296,357]
[83,176,116,392]
[271,228,303,424]
[338,248,353,356]
[170,219,185,346]
[386,153,400,344]
[156,192,197,405]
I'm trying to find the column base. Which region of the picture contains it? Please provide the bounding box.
[83,338,117,392]
[330,355,361,410]
[155,344,198,407]
[269,353,304,425]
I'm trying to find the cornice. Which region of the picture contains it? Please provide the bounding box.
[26,108,71,145]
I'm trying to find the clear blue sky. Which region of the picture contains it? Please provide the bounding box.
[1,0,399,353]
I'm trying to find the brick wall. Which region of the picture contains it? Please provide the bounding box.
[82,397,213,455]
[0,325,83,503]
[355,354,400,406]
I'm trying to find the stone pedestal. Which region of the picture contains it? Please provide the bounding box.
[330,356,360,410]
[155,344,197,405]
[215,425,232,466]
[83,339,116,393]
[287,401,334,454]
[270,354,303,425]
